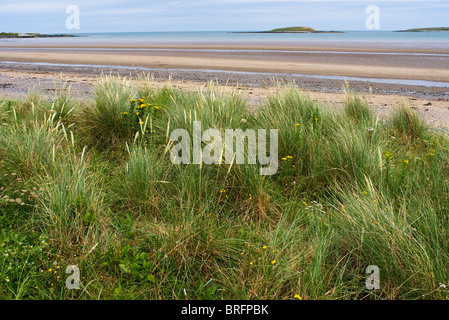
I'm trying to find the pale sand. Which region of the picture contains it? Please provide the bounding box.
[0,51,448,83]
[0,43,448,128]
[0,44,449,82]
[1,68,448,130]
[3,44,449,54]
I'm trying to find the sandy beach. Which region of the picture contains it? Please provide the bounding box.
[0,44,449,82]
[4,0,449,302]
[1,41,448,127]
[1,64,449,130]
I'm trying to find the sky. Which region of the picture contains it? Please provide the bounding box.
[0,0,448,33]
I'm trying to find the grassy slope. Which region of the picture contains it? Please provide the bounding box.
[399,27,449,32]
[0,32,20,37]
[0,32,75,38]
[267,26,316,33]
[1,77,449,300]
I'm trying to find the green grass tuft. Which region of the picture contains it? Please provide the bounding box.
[1,77,449,300]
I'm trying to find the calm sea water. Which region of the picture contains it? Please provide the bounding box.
[2,31,449,50]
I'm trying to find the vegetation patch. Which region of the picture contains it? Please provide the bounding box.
[1,77,449,300]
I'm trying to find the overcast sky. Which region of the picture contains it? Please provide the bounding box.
[1,0,448,33]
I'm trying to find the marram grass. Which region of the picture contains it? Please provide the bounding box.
[1,76,449,300]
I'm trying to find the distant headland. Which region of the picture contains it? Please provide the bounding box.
[395,27,449,32]
[0,32,78,38]
[235,27,344,34]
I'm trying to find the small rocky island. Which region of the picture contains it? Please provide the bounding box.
[0,32,77,38]
[395,27,449,32]
[236,27,344,34]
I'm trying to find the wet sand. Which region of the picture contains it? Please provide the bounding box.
[0,42,448,128]
[1,66,449,131]
[0,44,449,83]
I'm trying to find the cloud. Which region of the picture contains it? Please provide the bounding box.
[0,1,65,14]
[0,0,447,32]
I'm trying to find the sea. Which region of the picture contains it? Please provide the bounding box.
[2,31,449,50]
[1,31,448,90]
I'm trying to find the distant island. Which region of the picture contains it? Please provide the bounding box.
[235,27,344,34]
[267,27,317,33]
[0,32,77,38]
[396,27,449,32]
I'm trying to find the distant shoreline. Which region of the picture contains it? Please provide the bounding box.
[234,26,344,34]
[0,32,78,39]
[234,31,344,34]
[395,27,449,32]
